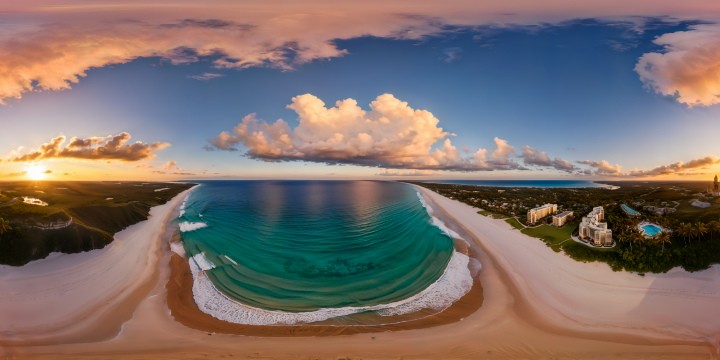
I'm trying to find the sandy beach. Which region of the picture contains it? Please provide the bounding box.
[3,184,720,359]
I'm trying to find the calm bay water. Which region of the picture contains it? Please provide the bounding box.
[178,180,454,313]
[426,180,607,188]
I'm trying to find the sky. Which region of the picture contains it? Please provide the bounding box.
[1,1,720,181]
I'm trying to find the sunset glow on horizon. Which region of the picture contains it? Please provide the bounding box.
[1,0,719,182]
[24,164,48,181]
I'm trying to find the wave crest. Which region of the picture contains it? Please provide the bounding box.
[417,191,463,239]
[190,250,472,325]
[179,221,208,232]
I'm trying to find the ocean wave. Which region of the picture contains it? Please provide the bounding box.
[192,252,215,271]
[178,185,200,218]
[179,221,208,232]
[223,255,238,265]
[416,192,462,240]
[190,250,472,325]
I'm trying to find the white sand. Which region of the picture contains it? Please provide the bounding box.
[3,184,718,358]
[0,188,192,344]
[416,185,720,346]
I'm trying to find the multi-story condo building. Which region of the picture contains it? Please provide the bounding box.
[552,211,573,227]
[579,206,613,246]
[527,203,557,224]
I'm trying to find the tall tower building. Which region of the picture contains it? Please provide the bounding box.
[714,175,719,193]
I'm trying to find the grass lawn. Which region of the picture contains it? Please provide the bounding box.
[477,209,505,219]
[505,217,525,230]
[522,221,578,249]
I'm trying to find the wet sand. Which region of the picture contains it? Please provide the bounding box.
[3,184,718,359]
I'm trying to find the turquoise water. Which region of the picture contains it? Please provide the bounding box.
[641,224,662,237]
[178,181,455,313]
[621,204,640,216]
[427,180,608,188]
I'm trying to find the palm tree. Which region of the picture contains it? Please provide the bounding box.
[656,231,671,254]
[678,222,693,246]
[0,217,11,236]
[697,223,708,241]
[708,220,720,241]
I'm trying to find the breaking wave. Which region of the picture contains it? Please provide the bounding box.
[179,222,208,232]
[190,250,472,325]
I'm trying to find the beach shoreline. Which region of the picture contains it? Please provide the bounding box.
[0,186,195,347]
[4,183,719,359]
[414,185,720,349]
[166,235,485,335]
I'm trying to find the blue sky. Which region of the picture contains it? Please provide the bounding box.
[1,6,720,180]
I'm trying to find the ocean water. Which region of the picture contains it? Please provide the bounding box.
[177,181,465,320]
[426,180,608,188]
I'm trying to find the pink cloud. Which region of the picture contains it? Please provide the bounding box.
[636,24,720,106]
[1,1,720,103]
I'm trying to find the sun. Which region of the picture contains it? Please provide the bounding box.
[25,163,48,181]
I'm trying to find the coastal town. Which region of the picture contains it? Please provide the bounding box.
[413,176,720,273]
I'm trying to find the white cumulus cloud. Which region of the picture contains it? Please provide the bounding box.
[209,93,530,171]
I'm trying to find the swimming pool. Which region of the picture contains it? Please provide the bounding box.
[640,224,663,237]
[621,204,640,216]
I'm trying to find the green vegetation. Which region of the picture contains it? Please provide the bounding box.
[521,222,577,249]
[411,181,720,273]
[505,217,525,230]
[0,217,11,236]
[477,209,504,219]
[0,181,194,266]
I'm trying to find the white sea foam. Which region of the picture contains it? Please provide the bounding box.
[170,241,186,257]
[190,250,472,325]
[417,192,463,240]
[179,221,208,232]
[223,255,238,265]
[192,252,215,271]
[178,196,188,218]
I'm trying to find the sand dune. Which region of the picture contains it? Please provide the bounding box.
[2,184,719,359]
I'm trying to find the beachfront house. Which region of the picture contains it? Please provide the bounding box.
[579,206,613,246]
[527,203,557,225]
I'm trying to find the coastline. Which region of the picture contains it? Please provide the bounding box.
[0,186,195,346]
[413,184,720,348]
[5,183,719,359]
[169,184,479,329]
[166,233,485,334]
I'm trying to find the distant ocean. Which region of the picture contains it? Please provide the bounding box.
[176,180,473,324]
[425,180,609,188]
